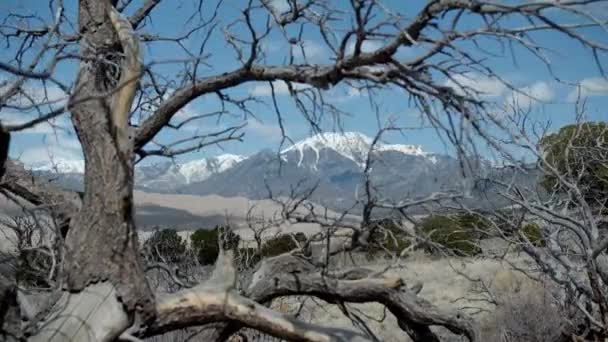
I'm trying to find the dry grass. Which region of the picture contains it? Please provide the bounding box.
[138,221,548,342]
[479,270,565,342]
[142,250,538,342]
[254,251,539,342]
[1,191,561,341]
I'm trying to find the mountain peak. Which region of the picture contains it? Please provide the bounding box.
[29,158,85,174]
[27,154,246,185]
[179,154,245,183]
[281,131,429,168]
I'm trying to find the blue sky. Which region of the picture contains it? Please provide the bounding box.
[2,0,607,166]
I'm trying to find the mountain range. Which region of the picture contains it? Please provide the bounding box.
[27,132,537,212]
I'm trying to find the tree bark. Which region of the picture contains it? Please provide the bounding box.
[0,126,10,179]
[61,0,153,314]
[29,1,153,340]
[1,161,81,238]
[205,255,478,342]
[0,262,21,342]
[246,256,479,342]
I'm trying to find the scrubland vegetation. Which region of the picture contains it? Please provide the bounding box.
[1,1,607,341]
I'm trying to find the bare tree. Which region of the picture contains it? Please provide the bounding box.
[459,107,608,340]
[0,0,607,341]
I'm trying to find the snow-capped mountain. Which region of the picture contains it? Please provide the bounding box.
[24,132,538,211]
[30,159,85,174]
[28,154,247,192]
[133,154,246,191]
[281,132,430,168]
[182,132,481,210]
[179,154,245,183]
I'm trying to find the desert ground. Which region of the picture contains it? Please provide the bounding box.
[133,193,554,342]
[1,191,553,342]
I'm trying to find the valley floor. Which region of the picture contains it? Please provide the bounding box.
[258,251,540,342]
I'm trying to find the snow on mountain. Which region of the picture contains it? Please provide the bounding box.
[282,132,370,167]
[27,154,245,185]
[281,132,430,168]
[179,154,245,183]
[26,132,427,177]
[376,143,426,156]
[24,132,436,195]
[29,159,85,174]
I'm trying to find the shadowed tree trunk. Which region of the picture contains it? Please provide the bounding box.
[0,127,10,179]
[63,0,153,314]
[31,1,153,340]
[0,262,21,342]
[0,98,18,342]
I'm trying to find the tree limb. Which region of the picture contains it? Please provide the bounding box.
[141,251,372,342]
[245,255,479,342]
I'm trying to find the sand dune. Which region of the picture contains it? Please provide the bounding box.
[134,190,361,227]
[0,190,362,252]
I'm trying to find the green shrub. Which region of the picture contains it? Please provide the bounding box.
[540,122,608,207]
[190,226,240,265]
[365,218,411,259]
[521,223,544,247]
[457,213,491,236]
[293,232,307,244]
[418,214,488,256]
[492,210,525,233]
[145,229,187,263]
[190,229,218,265]
[260,233,306,258]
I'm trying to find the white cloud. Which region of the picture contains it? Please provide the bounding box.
[0,111,71,134]
[246,119,283,141]
[18,133,83,165]
[28,84,66,105]
[326,86,364,103]
[292,40,325,61]
[20,146,80,165]
[173,103,198,119]
[443,73,507,98]
[567,77,608,102]
[249,81,311,97]
[1,81,68,108]
[505,81,555,108]
[261,41,281,54]
[138,88,199,120]
[347,87,362,97]
[345,40,383,55]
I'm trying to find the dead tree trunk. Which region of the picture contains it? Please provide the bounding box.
[30,1,153,340]
[0,117,18,342]
[0,262,21,342]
